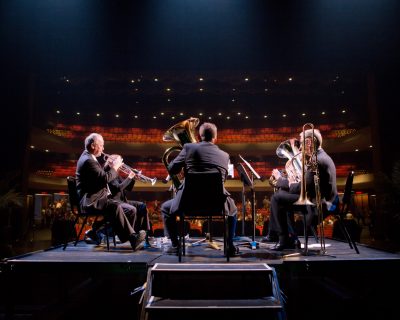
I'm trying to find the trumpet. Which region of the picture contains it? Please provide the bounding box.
[102,153,157,186]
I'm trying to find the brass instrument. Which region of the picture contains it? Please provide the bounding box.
[102,153,157,185]
[269,138,302,189]
[162,117,200,189]
[294,124,315,206]
[294,123,326,253]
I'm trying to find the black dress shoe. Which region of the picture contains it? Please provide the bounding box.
[294,239,302,249]
[85,229,101,245]
[129,230,147,251]
[227,245,239,257]
[272,241,296,251]
[262,235,279,243]
[164,245,178,255]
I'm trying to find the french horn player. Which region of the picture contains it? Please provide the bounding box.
[266,126,338,251]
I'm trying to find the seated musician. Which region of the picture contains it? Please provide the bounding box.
[107,170,151,248]
[160,122,239,257]
[76,133,146,251]
[268,128,338,250]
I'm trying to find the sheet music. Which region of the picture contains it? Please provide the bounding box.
[239,154,261,179]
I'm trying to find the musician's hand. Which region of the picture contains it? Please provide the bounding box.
[177,169,185,180]
[288,173,297,186]
[128,171,136,179]
[272,169,281,180]
[110,155,123,171]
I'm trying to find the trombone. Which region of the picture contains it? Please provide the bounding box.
[102,153,157,186]
[294,123,326,254]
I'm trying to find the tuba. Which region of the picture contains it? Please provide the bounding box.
[269,138,302,188]
[162,117,200,189]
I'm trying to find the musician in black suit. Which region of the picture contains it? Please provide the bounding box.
[161,122,238,256]
[76,133,145,250]
[269,128,337,250]
[108,173,151,237]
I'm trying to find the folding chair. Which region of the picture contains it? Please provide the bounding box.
[177,170,230,262]
[63,176,115,251]
[332,171,360,254]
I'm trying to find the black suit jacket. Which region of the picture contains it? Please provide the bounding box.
[108,176,135,202]
[288,148,338,210]
[76,150,119,210]
[168,141,237,216]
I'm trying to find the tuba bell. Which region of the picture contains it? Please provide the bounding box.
[162,117,200,189]
[269,138,302,188]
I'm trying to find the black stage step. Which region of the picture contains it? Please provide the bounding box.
[140,263,285,320]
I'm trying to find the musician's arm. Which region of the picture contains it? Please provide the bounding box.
[276,177,290,190]
[168,145,187,175]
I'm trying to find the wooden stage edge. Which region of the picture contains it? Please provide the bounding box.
[1,237,400,320]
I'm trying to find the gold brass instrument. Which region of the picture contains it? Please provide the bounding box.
[293,125,315,206]
[269,138,302,189]
[102,153,157,185]
[294,123,326,253]
[162,117,200,189]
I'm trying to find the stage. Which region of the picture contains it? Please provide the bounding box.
[1,237,399,319]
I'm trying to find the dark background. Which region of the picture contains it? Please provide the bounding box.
[1,0,399,176]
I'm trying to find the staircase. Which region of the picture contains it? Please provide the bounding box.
[140,263,285,320]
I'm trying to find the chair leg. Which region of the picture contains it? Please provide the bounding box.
[104,222,110,251]
[178,214,183,262]
[303,214,309,255]
[63,216,79,250]
[335,215,360,254]
[75,217,88,247]
[310,225,319,243]
[225,215,229,262]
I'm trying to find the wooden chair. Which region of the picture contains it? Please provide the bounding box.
[63,176,115,251]
[177,170,230,262]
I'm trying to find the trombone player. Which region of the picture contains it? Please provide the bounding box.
[268,127,337,251]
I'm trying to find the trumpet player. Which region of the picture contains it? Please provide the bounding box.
[268,128,337,251]
[76,133,146,251]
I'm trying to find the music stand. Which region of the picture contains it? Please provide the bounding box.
[234,163,253,243]
[236,155,262,249]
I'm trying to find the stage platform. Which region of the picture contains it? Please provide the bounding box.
[1,237,399,319]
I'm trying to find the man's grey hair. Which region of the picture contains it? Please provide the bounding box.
[199,122,217,142]
[85,133,102,150]
[303,128,322,148]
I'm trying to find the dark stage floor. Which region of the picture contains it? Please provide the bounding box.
[1,236,400,320]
